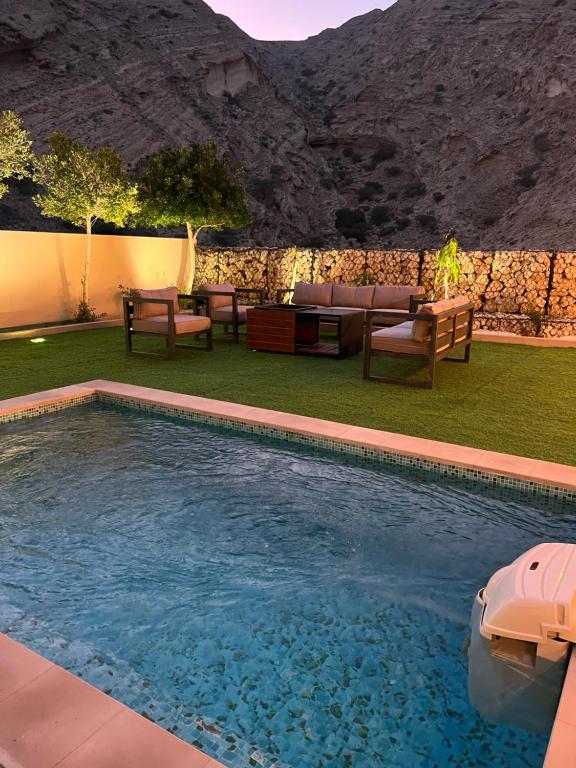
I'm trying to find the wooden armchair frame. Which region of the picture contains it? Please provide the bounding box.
[123,293,212,359]
[198,286,267,343]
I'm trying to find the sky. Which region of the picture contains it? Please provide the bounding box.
[205,1,397,41]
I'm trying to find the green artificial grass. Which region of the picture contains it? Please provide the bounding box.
[1,327,575,466]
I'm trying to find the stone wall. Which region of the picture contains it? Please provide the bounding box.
[195,247,576,336]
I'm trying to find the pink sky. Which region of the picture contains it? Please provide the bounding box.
[205,0,396,40]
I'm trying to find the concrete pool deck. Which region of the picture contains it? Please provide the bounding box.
[0,633,225,768]
[1,380,576,767]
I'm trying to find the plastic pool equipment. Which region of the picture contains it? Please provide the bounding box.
[469,543,576,734]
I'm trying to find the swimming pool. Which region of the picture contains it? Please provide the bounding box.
[1,403,572,768]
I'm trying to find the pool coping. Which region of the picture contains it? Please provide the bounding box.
[544,648,576,768]
[2,380,576,768]
[0,632,225,768]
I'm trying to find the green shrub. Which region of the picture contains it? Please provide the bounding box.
[370,205,391,225]
[358,181,384,202]
[416,213,438,231]
[372,146,396,164]
[403,181,427,198]
[335,208,370,242]
[320,177,336,190]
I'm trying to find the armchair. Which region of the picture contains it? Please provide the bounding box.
[197,283,267,343]
[123,286,212,359]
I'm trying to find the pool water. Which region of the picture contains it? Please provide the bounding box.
[1,404,573,768]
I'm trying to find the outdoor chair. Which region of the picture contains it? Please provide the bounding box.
[123,286,212,359]
[197,283,267,343]
[363,295,474,388]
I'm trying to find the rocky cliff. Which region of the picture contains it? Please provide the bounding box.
[1,0,575,250]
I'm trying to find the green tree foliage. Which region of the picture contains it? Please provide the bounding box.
[433,229,462,300]
[136,144,251,290]
[33,132,139,321]
[0,110,33,199]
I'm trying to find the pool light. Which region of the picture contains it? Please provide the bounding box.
[30,337,46,344]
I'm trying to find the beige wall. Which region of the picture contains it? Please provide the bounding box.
[0,230,189,328]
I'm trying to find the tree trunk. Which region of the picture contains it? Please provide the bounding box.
[185,221,198,293]
[83,215,92,307]
[444,273,449,300]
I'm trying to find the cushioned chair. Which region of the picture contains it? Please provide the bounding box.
[123,286,212,359]
[197,283,267,343]
[363,295,474,388]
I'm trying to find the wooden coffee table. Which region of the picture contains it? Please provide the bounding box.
[246,304,364,359]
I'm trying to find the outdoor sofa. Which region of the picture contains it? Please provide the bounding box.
[363,295,475,388]
[277,282,426,321]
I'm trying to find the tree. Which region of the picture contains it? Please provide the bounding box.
[0,110,33,199]
[433,229,462,300]
[33,133,139,322]
[136,144,251,291]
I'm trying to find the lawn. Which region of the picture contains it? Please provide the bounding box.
[1,327,575,466]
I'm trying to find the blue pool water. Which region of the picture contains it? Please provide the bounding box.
[1,404,573,768]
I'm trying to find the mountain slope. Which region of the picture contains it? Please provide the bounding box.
[1,0,575,249]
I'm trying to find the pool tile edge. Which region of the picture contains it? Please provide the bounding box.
[83,380,576,495]
[1,381,575,499]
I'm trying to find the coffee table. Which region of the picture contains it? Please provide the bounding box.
[246,304,364,359]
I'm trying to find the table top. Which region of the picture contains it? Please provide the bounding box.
[251,304,364,318]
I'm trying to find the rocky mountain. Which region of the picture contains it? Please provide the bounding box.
[1,0,575,249]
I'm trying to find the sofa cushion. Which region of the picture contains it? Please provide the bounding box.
[371,321,430,355]
[212,304,250,323]
[292,282,333,306]
[132,314,211,335]
[412,295,470,342]
[198,283,236,310]
[372,285,425,310]
[132,286,179,319]
[331,285,375,309]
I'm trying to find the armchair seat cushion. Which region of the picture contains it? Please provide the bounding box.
[371,321,430,355]
[132,314,211,335]
[212,304,250,323]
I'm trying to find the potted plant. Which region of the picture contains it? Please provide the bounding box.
[432,229,462,300]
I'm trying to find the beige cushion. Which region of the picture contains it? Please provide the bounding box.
[212,304,249,323]
[371,321,430,355]
[132,313,211,335]
[372,285,425,310]
[329,306,368,314]
[367,308,409,326]
[292,282,333,306]
[133,286,179,319]
[412,295,470,342]
[198,283,236,310]
[331,285,375,309]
